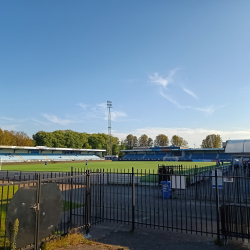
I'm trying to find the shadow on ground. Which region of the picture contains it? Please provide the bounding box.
[89,223,247,250]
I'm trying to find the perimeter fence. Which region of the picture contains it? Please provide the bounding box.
[1,163,250,250]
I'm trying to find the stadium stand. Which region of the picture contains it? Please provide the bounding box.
[191,153,204,159]
[18,153,48,161]
[218,153,232,160]
[0,153,22,162]
[121,146,232,162]
[122,154,144,160]
[86,155,102,160]
[68,154,101,160]
[44,154,71,161]
[144,154,159,160]
[67,154,87,161]
[0,146,105,163]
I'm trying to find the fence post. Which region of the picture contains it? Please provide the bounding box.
[70,167,73,227]
[132,167,135,231]
[85,170,91,236]
[34,174,41,250]
[215,169,220,243]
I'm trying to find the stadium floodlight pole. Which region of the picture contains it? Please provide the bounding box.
[107,101,112,155]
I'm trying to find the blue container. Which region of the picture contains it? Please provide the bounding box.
[161,181,171,199]
[160,181,167,191]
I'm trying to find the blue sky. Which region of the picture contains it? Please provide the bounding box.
[1,1,250,147]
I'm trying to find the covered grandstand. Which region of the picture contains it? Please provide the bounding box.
[224,139,250,165]
[0,146,105,163]
[225,139,250,157]
[121,145,232,162]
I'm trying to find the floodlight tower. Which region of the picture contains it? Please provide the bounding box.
[107,101,112,155]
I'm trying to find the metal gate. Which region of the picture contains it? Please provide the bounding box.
[1,164,250,250]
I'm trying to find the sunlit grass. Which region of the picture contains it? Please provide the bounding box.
[2,161,217,173]
[0,185,19,248]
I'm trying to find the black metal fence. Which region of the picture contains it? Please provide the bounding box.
[1,164,250,250]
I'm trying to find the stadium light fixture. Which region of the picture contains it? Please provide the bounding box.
[107,101,112,155]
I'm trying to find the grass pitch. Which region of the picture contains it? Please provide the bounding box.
[2,161,217,173]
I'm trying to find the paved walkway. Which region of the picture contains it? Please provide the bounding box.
[89,223,247,250]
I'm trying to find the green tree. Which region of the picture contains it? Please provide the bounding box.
[138,134,148,147]
[112,144,119,155]
[132,136,137,147]
[148,137,154,147]
[154,134,169,146]
[171,135,188,147]
[88,133,107,149]
[32,131,54,147]
[125,134,137,149]
[80,133,91,148]
[64,130,76,148]
[52,130,66,148]
[118,140,126,158]
[110,136,119,155]
[201,134,222,148]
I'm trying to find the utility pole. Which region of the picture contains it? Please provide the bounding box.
[107,101,112,155]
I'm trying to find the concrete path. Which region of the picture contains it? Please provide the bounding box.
[89,222,247,250]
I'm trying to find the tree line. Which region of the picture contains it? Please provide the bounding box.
[0,128,223,157]
[0,128,34,146]
[124,134,188,149]
[124,133,222,149]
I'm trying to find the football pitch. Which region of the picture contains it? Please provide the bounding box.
[2,161,218,173]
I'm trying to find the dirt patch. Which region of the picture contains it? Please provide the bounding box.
[56,243,128,250]
[43,233,128,250]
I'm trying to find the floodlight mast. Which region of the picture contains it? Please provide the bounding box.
[107,101,112,155]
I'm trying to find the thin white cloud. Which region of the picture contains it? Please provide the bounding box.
[195,106,216,115]
[160,91,191,109]
[107,111,127,120]
[77,103,88,109]
[97,103,107,109]
[96,103,128,121]
[150,69,224,115]
[0,116,49,129]
[160,90,216,115]
[149,69,177,88]
[30,118,50,126]
[1,125,19,131]
[182,86,198,99]
[77,102,128,122]
[43,114,73,125]
[0,116,27,123]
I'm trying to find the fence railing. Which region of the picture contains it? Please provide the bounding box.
[1,164,250,250]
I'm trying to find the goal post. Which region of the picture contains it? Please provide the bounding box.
[0,157,2,171]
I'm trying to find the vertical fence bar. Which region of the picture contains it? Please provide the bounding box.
[34,174,41,250]
[215,169,220,242]
[70,166,73,227]
[85,170,91,235]
[132,167,135,230]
